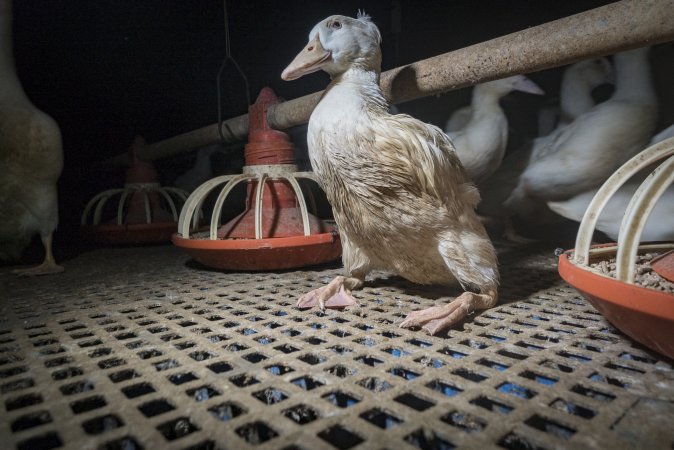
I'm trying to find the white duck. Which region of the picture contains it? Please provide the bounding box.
[504,48,657,217]
[282,13,499,335]
[556,57,614,127]
[444,106,471,134]
[445,75,544,183]
[0,0,63,275]
[547,127,674,242]
[537,57,614,136]
[477,57,614,231]
[548,180,674,242]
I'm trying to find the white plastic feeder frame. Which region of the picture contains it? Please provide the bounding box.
[177,164,319,240]
[573,136,674,283]
[81,182,190,226]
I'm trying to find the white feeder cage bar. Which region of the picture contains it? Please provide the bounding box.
[573,137,674,283]
[177,166,320,240]
[82,183,190,226]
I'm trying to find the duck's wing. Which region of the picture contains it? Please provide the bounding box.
[371,113,480,209]
[528,97,628,165]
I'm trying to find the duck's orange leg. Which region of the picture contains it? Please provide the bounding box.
[400,289,497,335]
[296,276,362,311]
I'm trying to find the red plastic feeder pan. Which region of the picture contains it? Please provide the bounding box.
[559,243,674,360]
[82,137,189,245]
[172,87,341,270]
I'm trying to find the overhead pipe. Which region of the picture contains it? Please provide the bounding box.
[104,0,674,167]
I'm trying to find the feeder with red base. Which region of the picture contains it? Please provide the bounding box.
[558,137,674,360]
[81,136,189,245]
[172,87,341,270]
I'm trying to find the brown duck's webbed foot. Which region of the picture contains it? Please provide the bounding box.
[400,289,498,336]
[296,276,362,311]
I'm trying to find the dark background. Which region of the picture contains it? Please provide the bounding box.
[8,0,672,261]
[13,0,620,156]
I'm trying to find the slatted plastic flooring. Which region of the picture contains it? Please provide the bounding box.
[1,243,673,450]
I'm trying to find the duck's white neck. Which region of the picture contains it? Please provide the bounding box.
[613,48,654,102]
[325,67,388,113]
[0,0,28,103]
[471,85,504,115]
[559,71,596,121]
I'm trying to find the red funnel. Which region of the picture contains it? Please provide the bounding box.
[172,88,341,270]
[218,88,325,239]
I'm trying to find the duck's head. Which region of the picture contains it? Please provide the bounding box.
[569,57,614,89]
[282,12,382,81]
[478,75,545,98]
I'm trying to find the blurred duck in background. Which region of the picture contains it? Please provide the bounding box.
[548,123,674,242]
[445,75,544,184]
[476,57,615,240]
[504,48,657,220]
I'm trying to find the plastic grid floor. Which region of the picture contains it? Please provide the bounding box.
[1,243,673,450]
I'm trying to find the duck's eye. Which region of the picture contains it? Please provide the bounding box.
[331,21,341,29]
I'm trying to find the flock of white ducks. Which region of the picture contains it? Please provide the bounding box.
[504,48,658,213]
[477,56,616,234]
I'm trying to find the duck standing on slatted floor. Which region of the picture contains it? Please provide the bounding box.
[281,12,499,335]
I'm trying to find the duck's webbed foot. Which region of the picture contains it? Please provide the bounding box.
[12,233,64,276]
[296,276,362,311]
[400,289,497,335]
[12,260,64,277]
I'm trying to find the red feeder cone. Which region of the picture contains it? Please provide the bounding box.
[172,88,341,270]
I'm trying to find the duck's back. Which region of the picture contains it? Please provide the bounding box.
[0,103,63,257]
[521,48,657,201]
[0,104,63,181]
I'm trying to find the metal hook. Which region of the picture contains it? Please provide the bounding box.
[217,0,251,142]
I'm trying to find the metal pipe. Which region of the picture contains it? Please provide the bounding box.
[105,0,674,166]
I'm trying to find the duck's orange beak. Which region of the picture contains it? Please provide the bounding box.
[282,34,331,81]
